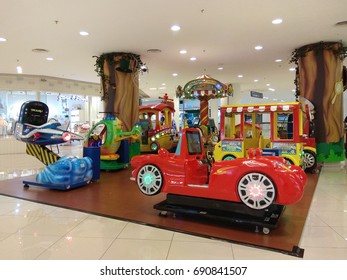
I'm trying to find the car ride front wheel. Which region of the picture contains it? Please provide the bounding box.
[237,172,276,210]
[303,150,317,172]
[137,164,163,195]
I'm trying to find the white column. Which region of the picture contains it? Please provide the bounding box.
[229,83,242,104]
[209,98,219,127]
[173,96,180,132]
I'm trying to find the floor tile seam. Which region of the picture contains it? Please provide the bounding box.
[62,234,120,239]
[301,244,347,249]
[15,215,90,238]
[0,232,63,260]
[170,239,229,244]
[33,235,69,260]
[303,211,331,227]
[165,231,175,260]
[35,218,113,261]
[316,183,347,189]
[302,223,343,230]
[330,225,347,240]
[229,243,236,259]
[301,225,347,246]
[0,232,12,242]
[61,214,91,235]
[312,212,347,226]
[313,188,347,202]
[97,236,121,260]
[97,222,130,260]
[115,237,174,242]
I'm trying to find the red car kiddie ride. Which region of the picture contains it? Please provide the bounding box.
[131,128,306,211]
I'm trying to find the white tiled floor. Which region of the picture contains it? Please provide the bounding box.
[0,141,347,260]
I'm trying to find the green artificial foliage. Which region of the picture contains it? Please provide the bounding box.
[316,139,346,162]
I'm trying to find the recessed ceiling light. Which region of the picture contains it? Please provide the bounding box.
[32,48,49,53]
[272,18,283,25]
[162,83,166,86]
[335,20,347,26]
[254,79,259,82]
[266,83,271,86]
[289,67,296,71]
[190,57,197,61]
[268,88,275,91]
[179,49,187,54]
[0,37,7,42]
[255,45,263,50]
[238,74,243,78]
[275,59,282,62]
[170,25,181,31]
[147,48,162,53]
[79,31,89,36]
[16,66,23,74]
[218,67,223,70]
[172,73,178,76]
[46,57,54,61]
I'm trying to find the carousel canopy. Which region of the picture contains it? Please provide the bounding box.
[176,74,233,100]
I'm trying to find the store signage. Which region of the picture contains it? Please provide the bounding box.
[250,91,263,98]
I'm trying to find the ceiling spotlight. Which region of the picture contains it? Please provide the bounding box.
[16,66,23,74]
[255,45,263,50]
[289,67,296,71]
[46,57,54,61]
[79,31,89,36]
[218,67,223,70]
[272,18,283,25]
[238,75,243,78]
[179,49,187,54]
[275,59,282,62]
[170,25,181,31]
[172,73,178,77]
[0,37,7,42]
[190,57,197,61]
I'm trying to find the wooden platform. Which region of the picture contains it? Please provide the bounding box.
[0,168,319,257]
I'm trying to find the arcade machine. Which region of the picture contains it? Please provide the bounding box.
[15,101,93,190]
[85,113,141,170]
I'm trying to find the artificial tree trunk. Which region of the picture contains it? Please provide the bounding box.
[295,42,345,162]
[100,53,140,132]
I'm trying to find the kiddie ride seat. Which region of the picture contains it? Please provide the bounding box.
[15,101,93,190]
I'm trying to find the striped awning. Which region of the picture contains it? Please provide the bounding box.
[225,103,295,113]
